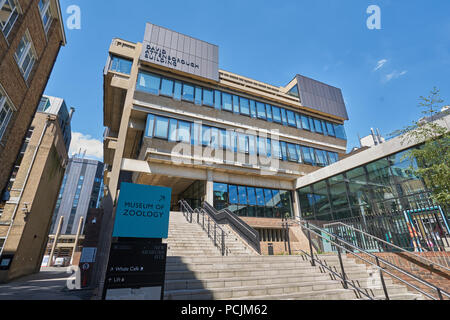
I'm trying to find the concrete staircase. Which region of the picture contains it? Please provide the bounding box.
[316,254,424,300]
[162,211,424,300]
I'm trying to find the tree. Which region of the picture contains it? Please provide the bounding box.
[394,87,449,207]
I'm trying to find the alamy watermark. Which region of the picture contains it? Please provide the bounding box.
[66,5,81,30]
[367,5,381,30]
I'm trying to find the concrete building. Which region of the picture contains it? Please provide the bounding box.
[49,156,104,236]
[102,23,349,248]
[0,94,73,282]
[0,0,66,198]
[43,157,103,265]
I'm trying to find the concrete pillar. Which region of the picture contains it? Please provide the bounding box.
[70,216,84,265]
[205,170,214,205]
[293,189,301,220]
[48,216,63,267]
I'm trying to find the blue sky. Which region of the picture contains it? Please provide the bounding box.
[44,0,450,160]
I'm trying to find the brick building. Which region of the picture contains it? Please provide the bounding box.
[0,94,73,283]
[0,0,66,198]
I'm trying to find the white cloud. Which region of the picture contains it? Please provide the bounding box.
[69,132,103,160]
[373,59,388,71]
[384,70,408,82]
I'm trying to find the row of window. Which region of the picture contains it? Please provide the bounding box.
[0,90,14,142]
[135,70,347,140]
[145,113,340,167]
[213,182,294,219]
[1,0,52,37]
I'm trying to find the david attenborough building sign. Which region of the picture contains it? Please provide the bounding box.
[140,22,219,82]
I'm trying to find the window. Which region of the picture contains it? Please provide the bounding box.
[14,32,36,80]
[227,130,237,152]
[178,121,191,143]
[233,95,240,113]
[37,96,51,112]
[315,149,328,167]
[110,56,133,75]
[248,135,256,155]
[210,127,219,149]
[287,85,299,98]
[301,115,310,131]
[265,105,273,122]
[194,87,202,105]
[238,186,247,205]
[295,113,302,129]
[255,188,265,206]
[334,124,347,140]
[203,89,214,107]
[222,93,232,112]
[0,90,14,141]
[145,114,155,138]
[280,142,288,161]
[191,122,201,145]
[168,119,178,142]
[202,125,211,146]
[302,146,315,165]
[182,84,194,102]
[287,143,298,162]
[286,110,296,127]
[295,145,303,163]
[38,0,52,33]
[154,116,169,139]
[313,119,323,134]
[173,81,182,100]
[272,106,281,123]
[326,122,336,137]
[137,72,160,95]
[229,185,238,204]
[214,90,221,110]
[272,140,282,159]
[219,129,226,149]
[239,97,250,116]
[238,133,247,153]
[247,187,257,205]
[256,102,266,119]
[160,78,174,97]
[257,137,266,156]
[280,109,288,126]
[249,100,257,118]
[0,0,19,37]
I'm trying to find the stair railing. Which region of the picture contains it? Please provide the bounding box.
[297,219,450,300]
[202,201,261,255]
[178,200,229,256]
[323,221,450,273]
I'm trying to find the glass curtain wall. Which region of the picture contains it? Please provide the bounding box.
[213,182,293,219]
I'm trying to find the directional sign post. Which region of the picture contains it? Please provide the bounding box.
[102,183,172,300]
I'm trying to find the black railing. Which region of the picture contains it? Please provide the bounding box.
[179,200,229,256]
[202,201,261,255]
[297,220,450,300]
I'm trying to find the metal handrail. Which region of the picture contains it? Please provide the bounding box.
[324,221,450,273]
[296,219,450,300]
[202,202,261,254]
[298,249,375,300]
[178,200,229,256]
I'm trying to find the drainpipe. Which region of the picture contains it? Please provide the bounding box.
[0,117,52,258]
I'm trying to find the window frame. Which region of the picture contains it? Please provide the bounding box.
[0,90,15,142]
[38,0,53,35]
[14,31,36,81]
[0,0,20,38]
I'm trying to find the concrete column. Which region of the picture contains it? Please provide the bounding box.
[70,216,84,265]
[293,189,301,220]
[205,170,214,205]
[48,216,63,267]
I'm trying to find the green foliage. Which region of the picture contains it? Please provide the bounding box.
[394,87,449,207]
